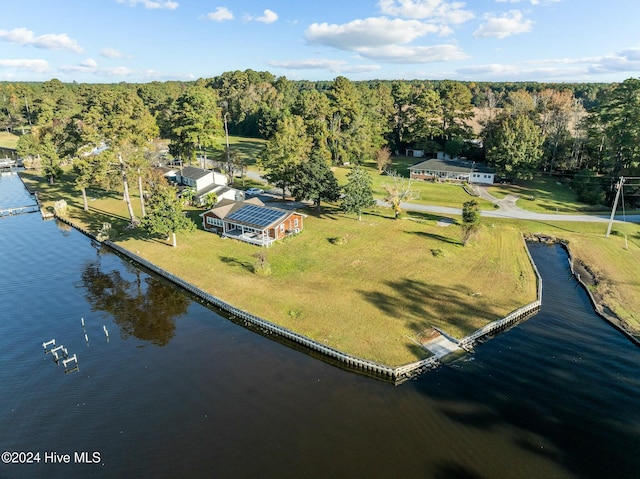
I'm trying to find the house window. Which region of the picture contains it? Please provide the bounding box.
[206,217,223,227]
[280,224,284,232]
[293,218,299,228]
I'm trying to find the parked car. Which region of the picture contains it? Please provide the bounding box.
[245,188,264,196]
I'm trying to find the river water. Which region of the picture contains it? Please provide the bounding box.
[1,172,639,479]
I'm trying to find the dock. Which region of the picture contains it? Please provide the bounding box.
[0,205,40,217]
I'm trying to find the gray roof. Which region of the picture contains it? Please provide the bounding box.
[195,184,235,198]
[177,165,213,181]
[409,158,494,174]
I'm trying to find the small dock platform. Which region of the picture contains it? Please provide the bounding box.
[0,205,39,217]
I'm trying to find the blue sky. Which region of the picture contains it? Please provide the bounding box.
[1,0,639,84]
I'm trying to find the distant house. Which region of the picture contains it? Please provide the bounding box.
[409,157,495,185]
[200,198,305,247]
[176,165,227,190]
[174,165,243,205]
[405,148,425,158]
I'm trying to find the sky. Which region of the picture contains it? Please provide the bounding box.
[1,0,640,84]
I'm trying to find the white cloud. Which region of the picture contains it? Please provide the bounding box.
[495,0,561,5]
[207,7,234,22]
[0,28,84,53]
[378,0,474,24]
[0,58,51,74]
[587,47,640,74]
[306,17,447,51]
[60,58,100,74]
[454,46,640,80]
[268,58,381,74]
[101,48,124,59]
[473,10,533,39]
[357,44,469,63]
[116,0,178,10]
[254,9,278,24]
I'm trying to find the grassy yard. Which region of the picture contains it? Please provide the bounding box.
[333,162,496,210]
[21,155,640,364]
[0,131,19,149]
[488,176,612,214]
[239,145,496,212]
[21,168,539,366]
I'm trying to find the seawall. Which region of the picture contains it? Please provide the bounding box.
[51,213,548,384]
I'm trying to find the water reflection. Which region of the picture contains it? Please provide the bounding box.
[80,260,189,346]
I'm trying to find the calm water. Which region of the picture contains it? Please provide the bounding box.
[1,173,639,479]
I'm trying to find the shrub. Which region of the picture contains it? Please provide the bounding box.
[328,236,347,245]
[96,222,112,241]
[53,199,67,216]
[252,250,272,276]
[572,169,605,205]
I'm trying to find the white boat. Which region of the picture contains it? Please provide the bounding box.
[0,158,16,168]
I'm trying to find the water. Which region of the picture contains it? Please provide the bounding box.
[1,174,639,479]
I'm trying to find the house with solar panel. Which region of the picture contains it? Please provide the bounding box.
[200,198,305,247]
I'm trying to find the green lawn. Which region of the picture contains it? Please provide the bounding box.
[20,152,640,365]
[333,162,496,210]
[21,167,540,366]
[0,131,19,149]
[243,148,496,211]
[488,175,613,214]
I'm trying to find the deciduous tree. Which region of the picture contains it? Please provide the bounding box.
[382,170,419,219]
[461,200,480,245]
[169,86,223,164]
[486,114,544,180]
[341,165,375,221]
[140,173,195,248]
[291,152,340,211]
[258,114,312,199]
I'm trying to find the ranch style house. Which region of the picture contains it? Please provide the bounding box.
[409,157,495,185]
[200,197,305,247]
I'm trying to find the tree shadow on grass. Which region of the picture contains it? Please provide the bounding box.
[357,278,498,339]
[406,211,457,223]
[220,255,253,272]
[432,462,484,479]
[302,204,343,220]
[409,230,463,246]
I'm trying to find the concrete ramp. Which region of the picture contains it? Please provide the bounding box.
[423,334,462,359]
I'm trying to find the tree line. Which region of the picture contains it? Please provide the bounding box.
[3,72,639,218]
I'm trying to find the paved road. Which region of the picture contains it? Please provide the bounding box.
[391,201,640,223]
[387,184,640,224]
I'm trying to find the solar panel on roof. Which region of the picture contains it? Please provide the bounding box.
[227,205,286,228]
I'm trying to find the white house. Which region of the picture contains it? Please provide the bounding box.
[405,148,425,158]
[409,157,495,185]
[174,165,242,205]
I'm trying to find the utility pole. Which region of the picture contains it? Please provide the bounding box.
[223,111,231,185]
[606,176,624,238]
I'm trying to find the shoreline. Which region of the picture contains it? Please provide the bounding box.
[17,171,639,378]
[526,233,640,347]
[53,212,545,383]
